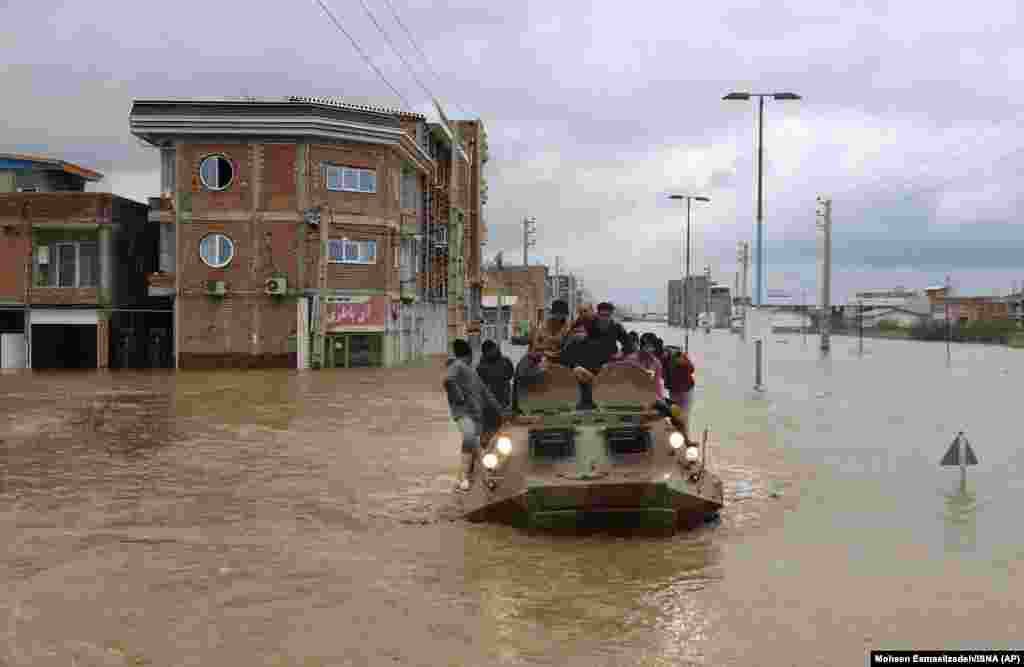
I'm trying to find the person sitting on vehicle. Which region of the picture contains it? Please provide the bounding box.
[444,339,505,492]
[527,299,572,367]
[603,332,668,400]
[561,301,636,409]
[476,339,515,409]
[567,303,595,342]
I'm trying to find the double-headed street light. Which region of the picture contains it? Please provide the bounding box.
[668,194,710,353]
[723,92,802,310]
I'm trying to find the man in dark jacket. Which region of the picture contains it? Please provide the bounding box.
[476,339,515,408]
[562,301,635,409]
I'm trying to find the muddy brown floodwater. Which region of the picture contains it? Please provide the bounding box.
[2,331,1023,666]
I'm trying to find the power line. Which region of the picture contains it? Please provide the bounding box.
[356,0,438,104]
[312,0,412,109]
[379,0,471,117]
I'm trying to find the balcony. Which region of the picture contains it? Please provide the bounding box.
[147,196,174,223]
[434,227,448,246]
[399,279,418,304]
[146,272,176,297]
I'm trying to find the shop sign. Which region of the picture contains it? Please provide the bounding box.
[325,295,386,331]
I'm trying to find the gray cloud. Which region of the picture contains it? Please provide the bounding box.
[4,0,1024,306]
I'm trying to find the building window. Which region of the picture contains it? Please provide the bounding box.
[400,169,418,210]
[160,148,176,196]
[328,239,377,265]
[199,155,234,191]
[324,164,377,193]
[36,241,98,288]
[199,233,235,268]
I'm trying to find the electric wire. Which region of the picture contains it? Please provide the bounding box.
[312,0,412,109]
[380,0,472,117]
[356,0,438,105]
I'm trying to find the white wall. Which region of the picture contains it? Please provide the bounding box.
[400,302,448,361]
[1,333,27,369]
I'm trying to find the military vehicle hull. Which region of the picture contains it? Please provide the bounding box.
[461,363,724,533]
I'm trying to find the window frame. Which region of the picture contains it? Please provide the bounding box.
[198,232,235,269]
[55,242,77,288]
[198,155,235,192]
[42,240,99,288]
[323,164,378,194]
[328,238,378,265]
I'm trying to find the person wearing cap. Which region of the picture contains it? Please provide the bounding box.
[527,299,572,365]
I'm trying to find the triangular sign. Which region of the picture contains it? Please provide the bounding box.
[963,439,979,466]
[940,437,961,466]
[939,436,979,466]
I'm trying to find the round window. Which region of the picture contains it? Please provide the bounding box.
[198,155,234,191]
[198,233,235,268]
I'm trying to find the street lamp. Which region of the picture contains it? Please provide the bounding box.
[668,194,710,353]
[722,91,802,310]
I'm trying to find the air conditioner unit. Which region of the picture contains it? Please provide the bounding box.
[206,280,226,296]
[265,277,287,295]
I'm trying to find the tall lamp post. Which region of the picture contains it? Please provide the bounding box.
[668,194,710,353]
[722,92,801,311]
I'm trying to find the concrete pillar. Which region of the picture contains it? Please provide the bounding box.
[97,315,110,369]
[99,225,113,301]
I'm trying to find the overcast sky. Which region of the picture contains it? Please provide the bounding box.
[3,0,1023,308]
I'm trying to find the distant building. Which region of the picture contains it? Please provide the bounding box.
[482,264,549,341]
[923,286,1009,325]
[549,272,578,315]
[1001,291,1024,328]
[849,287,930,314]
[667,276,729,328]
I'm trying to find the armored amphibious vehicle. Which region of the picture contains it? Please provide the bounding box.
[461,364,724,533]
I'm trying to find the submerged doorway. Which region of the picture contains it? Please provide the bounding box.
[325,333,383,369]
[31,324,98,369]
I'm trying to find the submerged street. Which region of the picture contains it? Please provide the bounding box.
[2,331,1023,666]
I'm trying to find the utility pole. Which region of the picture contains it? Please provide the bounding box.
[945,274,952,363]
[816,197,832,352]
[522,216,537,266]
[737,241,750,340]
[858,299,864,356]
[705,266,712,333]
[802,289,807,344]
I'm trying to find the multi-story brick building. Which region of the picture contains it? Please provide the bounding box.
[0,153,167,369]
[129,96,484,369]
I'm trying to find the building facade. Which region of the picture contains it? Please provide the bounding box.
[849,287,930,313]
[482,265,550,342]
[130,97,449,370]
[549,273,578,317]
[0,154,167,369]
[667,276,716,328]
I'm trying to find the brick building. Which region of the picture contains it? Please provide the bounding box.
[925,285,1009,325]
[129,96,484,369]
[482,264,550,341]
[0,153,167,369]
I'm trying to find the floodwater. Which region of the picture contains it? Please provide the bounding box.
[2,330,1022,666]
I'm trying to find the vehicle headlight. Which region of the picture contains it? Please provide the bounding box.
[669,432,685,449]
[684,445,700,463]
[496,436,512,455]
[482,453,499,470]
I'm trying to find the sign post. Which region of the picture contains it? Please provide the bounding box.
[940,431,978,490]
